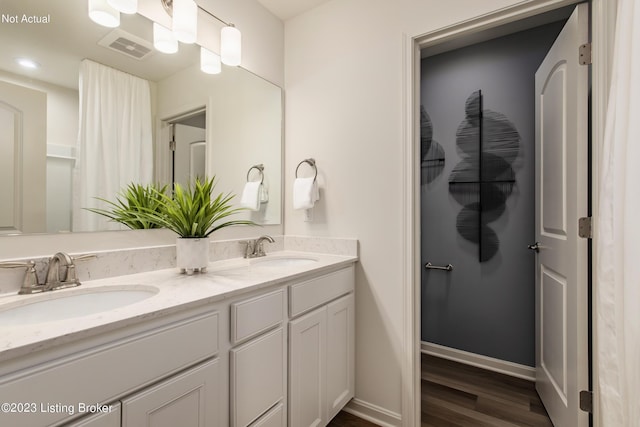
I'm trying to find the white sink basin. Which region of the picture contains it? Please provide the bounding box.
[0,285,158,326]
[251,256,318,268]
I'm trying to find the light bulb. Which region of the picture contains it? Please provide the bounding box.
[201,47,221,74]
[221,24,241,66]
[107,0,137,14]
[88,0,120,28]
[173,0,197,44]
[16,58,40,69]
[154,23,178,54]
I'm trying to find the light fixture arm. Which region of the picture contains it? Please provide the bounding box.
[160,0,230,26]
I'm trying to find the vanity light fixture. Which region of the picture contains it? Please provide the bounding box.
[88,0,120,28]
[153,23,179,54]
[221,24,241,66]
[200,47,221,74]
[107,0,137,14]
[172,0,197,44]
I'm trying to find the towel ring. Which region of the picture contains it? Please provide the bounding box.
[295,158,317,181]
[246,164,264,184]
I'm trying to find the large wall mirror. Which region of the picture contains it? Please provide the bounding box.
[0,0,282,236]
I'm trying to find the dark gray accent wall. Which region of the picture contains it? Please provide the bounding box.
[420,21,565,367]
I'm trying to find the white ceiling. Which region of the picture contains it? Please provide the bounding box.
[256,0,333,21]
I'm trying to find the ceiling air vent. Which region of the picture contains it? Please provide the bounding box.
[98,29,154,60]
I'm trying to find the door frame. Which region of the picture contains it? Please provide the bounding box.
[401,1,618,426]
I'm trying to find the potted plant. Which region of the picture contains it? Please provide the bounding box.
[86,183,168,230]
[136,177,254,274]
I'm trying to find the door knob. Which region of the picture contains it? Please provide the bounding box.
[527,242,541,252]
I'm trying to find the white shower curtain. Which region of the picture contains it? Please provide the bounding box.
[596,0,640,425]
[72,59,153,231]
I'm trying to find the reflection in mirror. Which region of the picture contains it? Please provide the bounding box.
[0,0,282,235]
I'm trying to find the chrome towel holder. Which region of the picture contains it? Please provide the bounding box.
[246,164,264,184]
[424,262,453,271]
[295,158,317,181]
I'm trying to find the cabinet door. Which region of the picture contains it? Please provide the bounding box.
[326,293,355,421]
[289,306,327,427]
[230,327,285,427]
[121,358,219,427]
[66,403,121,427]
[251,402,286,427]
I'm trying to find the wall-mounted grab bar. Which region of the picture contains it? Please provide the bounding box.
[424,262,453,271]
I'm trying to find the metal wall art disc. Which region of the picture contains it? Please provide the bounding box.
[449,90,520,262]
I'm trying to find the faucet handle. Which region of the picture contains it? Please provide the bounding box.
[71,254,97,262]
[0,260,41,294]
[239,241,255,258]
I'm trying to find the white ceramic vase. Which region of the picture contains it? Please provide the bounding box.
[176,237,210,274]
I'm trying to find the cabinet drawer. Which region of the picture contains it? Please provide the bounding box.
[289,266,354,318]
[231,289,285,345]
[0,310,219,427]
[250,402,285,427]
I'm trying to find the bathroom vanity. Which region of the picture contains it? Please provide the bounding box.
[0,251,356,427]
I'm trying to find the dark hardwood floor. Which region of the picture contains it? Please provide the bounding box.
[328,354,553,427]
[422,354,553,426]
[328,411,377,426]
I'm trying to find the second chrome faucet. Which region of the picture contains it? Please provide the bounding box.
[241,235,275,258]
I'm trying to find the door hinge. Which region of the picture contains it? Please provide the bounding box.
[579,43,592,65]
[580,390,593,413]
[578,217,592,239]
[169,140,176,151]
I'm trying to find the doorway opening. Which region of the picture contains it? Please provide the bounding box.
[162,108,206,190]
[418,3,590,426]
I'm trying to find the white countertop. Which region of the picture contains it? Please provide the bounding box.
[0,251,357,363]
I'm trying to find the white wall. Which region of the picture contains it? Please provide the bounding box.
[284,0,535,421]
[0,70,78,234]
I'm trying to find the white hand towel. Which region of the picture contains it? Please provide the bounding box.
[240,181,261,211]
[293,177,319,210]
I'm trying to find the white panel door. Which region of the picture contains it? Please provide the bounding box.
[326,293,355,421]
[0,81,46,233]
[289,306,326,427]
[534,4,589,427]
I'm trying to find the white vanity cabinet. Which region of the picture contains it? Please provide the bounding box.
[0,257,358,427]
[229,289,287,427]
[288,266,355,427]
[0,307,220,427]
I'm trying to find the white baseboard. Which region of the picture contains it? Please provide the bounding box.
[343,398,402,427]
[421,341,536,381]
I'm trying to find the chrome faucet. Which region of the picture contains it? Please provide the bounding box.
[240,235,275,258]
[0,252,96,295]
[45,252,79,290]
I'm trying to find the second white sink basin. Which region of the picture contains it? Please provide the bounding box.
[0,285,159,326]
[251,256,318,268]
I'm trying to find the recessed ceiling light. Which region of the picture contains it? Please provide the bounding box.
[15,58,40,69]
